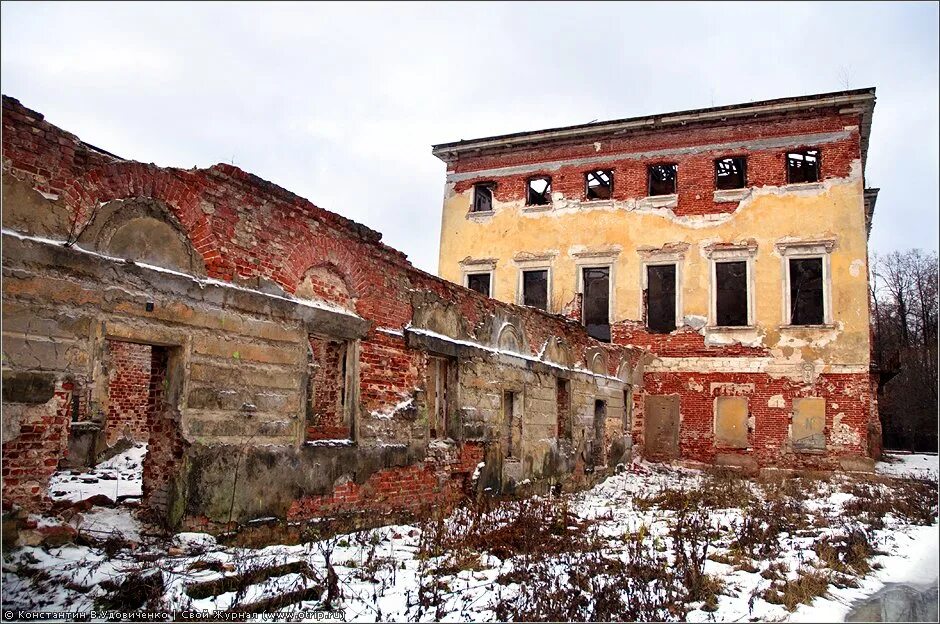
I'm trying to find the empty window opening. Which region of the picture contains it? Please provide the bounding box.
[582,266,611,342]
[556,378,572,440]
[715,157,747,190]
[522,269,548,311]
[648,163,678,196]
[646,264,677,333]
[787,149,820,184]
[526,176,552,206]
[427,356,453,439]
[104,339,154,446]
[503,391,522,459]
[471,183,494,213]
[715,261,749,326]
[466,272,491,297]
[789,257,824,325]
[307,335,350,440]
[585,170,613,200]
[593,399,607,466]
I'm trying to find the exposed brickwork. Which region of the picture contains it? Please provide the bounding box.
[141,347,189,513]
[287,443,484,519]
[0,381,73,511]
[635,371,873,469]
[306,336,349,440]
[104,340,152,445]
[612,321,769,359]
[450,110,861,217]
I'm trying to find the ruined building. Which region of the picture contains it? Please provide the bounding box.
[1,89,883,531]
[435,88,881,471]
[1,95,637,530]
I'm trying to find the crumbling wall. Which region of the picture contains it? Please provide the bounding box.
[1,95,631,528]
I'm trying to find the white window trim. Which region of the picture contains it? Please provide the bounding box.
[516,263,553,312]
[706,244,758,328]
[463,270,494,298]
[776,240,835,327]
[574,252,618,332]
[641,260,683,330]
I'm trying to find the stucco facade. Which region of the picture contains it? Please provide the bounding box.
[434,88,881,470]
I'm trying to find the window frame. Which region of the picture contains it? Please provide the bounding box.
[577,262,614,343]
[518,266,552,312]
[643,262,680,333]
[714,156,748,190]
[777,240,834,327]
[584,169,614,201]
[525,175,553,207]
[706,243,758,329]
[647,163,679,197]
[470,182,495,213]
[785,148,821,185]
[465,271,493,297]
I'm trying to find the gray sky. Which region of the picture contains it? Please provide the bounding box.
[2,2,937,273]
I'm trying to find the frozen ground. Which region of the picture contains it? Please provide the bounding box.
[47,443,146,504]
[876,451,939,479]
[2,451,938,622]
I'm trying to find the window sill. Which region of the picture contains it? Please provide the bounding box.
[637,194,678,210]
[466,210,494,221]
[779,324,836,330]
[783,181,824,191]
[707,325,757,332]
[522,204,553,213]
[713,188,750,203]
[794,447,827,455]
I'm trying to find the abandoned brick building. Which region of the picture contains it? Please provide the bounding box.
[1,89,881,531]
[1,95,638,529]
[435,87,881,471]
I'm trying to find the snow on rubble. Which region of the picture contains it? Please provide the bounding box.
[2,455,937,621]
[47,443,147,505]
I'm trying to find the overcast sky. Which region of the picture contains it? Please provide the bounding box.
[2,2,937,272]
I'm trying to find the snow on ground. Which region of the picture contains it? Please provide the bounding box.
[876,451,939,479]
[3,455,938,621]
[47,443,146,504]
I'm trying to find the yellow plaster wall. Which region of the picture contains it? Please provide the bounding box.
[438,174,871,367]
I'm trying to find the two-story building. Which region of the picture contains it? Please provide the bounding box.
[434,88,881,470]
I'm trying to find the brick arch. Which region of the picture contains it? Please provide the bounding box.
[276,235,366,300]
[60,161,226,276]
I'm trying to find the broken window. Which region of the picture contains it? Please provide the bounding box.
[715,396,749,449]
[504,390,521,459]
[786,149,820,184]
[593,399,607,466]
[646,264,677,333]
[306,335,350,440]
[466,272,491,297]
[715,157,747,190]
[585,170,613,200]
[526,176,552,206]
[471,183,494,212]
[789,257,824,325]
[715,261,749,326]
[522,269,548,311]
[557,378,571,440]
[648,163,678,196]
[427,356,453,439]
[582,266,610,342]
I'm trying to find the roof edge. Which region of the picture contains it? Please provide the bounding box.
[432,88,876,161]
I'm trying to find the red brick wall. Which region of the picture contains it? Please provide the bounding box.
[307,336,350,441]
[635,371,872,468]
[141,347,189,515]
[1,381,73,511]
[449,109,861,217]
[287,443,484,519]
[104,340,152,445]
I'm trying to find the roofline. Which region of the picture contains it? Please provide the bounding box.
[432,88,876,164]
